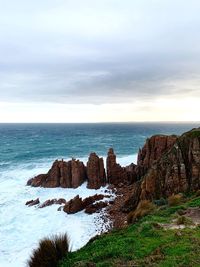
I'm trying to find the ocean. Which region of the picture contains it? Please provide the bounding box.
[0,122,199,266]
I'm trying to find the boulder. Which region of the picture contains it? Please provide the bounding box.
[87,153,106,189]
[63,195,84,214]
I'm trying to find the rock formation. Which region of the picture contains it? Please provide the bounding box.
[106,148,136,185]
[87,153,106,189]
[136,135,177,178]
[63,194,106,214]
[120,128,200,218]
[140,128,200,200]
[27,159,87,188]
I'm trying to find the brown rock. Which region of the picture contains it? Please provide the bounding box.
[63,195,84,214]
[136,135,177,178]
[27,159,87,188]
[71,159,87,188]
[85,201,108,214]
[82,194,105,207]
[106,148,135,185]
[87,153,106,189]
[25,198,40,207]
[39,198,66,208]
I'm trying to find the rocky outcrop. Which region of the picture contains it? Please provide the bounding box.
[39,198,66,208]
[27,159,87,188]
[106,148,136,185]
[63,195,84,214]
[25,198,40,207]
[87,153,106,189]
[136,135,177,178]
[140,128,200,200]
[85,201,108,214]
[63,194,106,214]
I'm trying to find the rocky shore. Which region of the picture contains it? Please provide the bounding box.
[26,128,200,230]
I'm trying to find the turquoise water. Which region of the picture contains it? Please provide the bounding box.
[0,122,199,267]
[0,122,198,166]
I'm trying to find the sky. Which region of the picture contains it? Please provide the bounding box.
[0,0,200,122]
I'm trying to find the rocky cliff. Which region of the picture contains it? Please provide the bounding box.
[119,128,200,216]
[27,149,135,189]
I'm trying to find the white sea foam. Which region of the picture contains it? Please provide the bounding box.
[0,154,136,267]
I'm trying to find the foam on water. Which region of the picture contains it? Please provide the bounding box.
[0,155,136,267]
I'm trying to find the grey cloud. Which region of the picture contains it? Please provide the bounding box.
[0,0,200,104]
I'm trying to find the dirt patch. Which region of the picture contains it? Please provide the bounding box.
[161,207,200,230]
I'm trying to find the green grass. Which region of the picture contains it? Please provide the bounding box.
[59,195,200,267]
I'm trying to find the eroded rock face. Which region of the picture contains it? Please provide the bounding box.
[139,129,200,200]
[136,135,178,178]
[106,148,136,185]
[27,159,87,188]
[87,153,106,189]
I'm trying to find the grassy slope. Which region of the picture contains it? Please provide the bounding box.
[60,196,200,267]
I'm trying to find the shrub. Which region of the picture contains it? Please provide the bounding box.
[168,194,183,206]
[127,200,156,224]
[176,215,193,226]
[28,234,69,267]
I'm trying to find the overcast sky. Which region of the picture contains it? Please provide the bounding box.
[0,0,200,122]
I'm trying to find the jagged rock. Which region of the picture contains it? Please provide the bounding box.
[63,195,84,214]
[85,201,108,214]
[25,198,40,207]
[87,153,106,189]
[27,159,87,188]
[121,181,142,213]
[106,148,136,185]
[39,198,66,208]
[139,128,200,200]
[63,194,107,214]
[71,159,87,188]
[136,135,177,178]
[82,194,105,207]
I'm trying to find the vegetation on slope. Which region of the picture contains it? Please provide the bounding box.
[60,194,200,267]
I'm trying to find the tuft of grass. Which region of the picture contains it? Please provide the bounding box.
[168,194,183,206]
[127,200,156,224]
[28,234,69,267]
[176,216,193,226]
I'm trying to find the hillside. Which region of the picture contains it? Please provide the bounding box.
[60,193,200,267]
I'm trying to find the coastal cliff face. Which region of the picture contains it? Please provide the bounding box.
[27,128,200,215]
[136,135,177,178]
[140,128,200,200]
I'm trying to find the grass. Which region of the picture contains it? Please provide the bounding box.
[28,234,69,267]
[59,194,200,267]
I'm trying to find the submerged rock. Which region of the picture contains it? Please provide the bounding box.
[25,198,40,207]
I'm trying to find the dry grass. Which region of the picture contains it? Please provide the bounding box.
[176,215,193,226]
[168,194,183,207]
[27,234,69,267]
[127,200,156,224]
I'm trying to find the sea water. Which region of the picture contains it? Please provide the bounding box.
[0,123,199,266]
